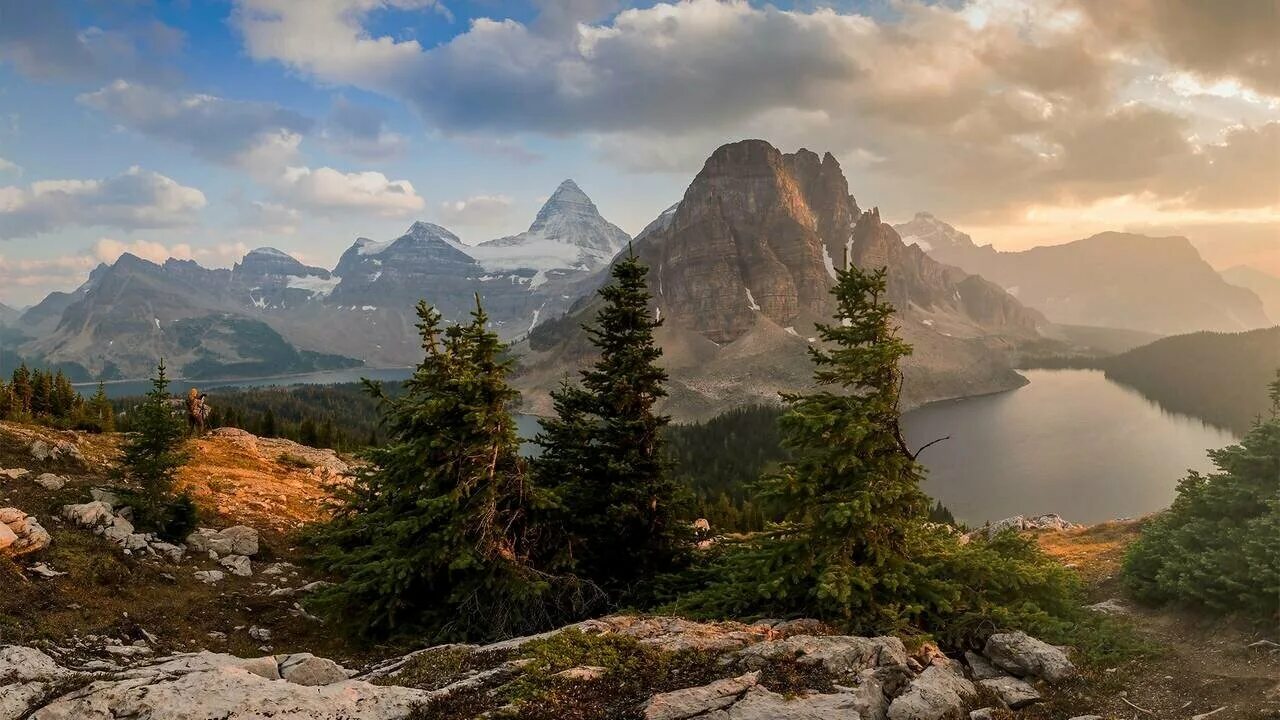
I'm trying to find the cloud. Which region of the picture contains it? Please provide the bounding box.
[1076,0,1279,96]
[239,200,301,234]
[272,166,424,216]
[0,1,183,83]
[0,157,20,176]
[90,238,193,264]
[0,167,207,239]
[321,96,409,161]
[78,80,313,171]
[0,253,99,296]
[438,194,513,227]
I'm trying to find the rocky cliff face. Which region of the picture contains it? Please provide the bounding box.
[896,213,1270,335]
[519,139,1046,420]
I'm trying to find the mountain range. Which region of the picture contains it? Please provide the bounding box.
[3,140,1270,420]
[1221,266,1280,325]
[894,213,1271,335]
[517,140,1049,419]
[4,180,629,380]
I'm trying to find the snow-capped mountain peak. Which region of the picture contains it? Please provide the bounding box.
[893,211,977,253]
[471,179,630,275]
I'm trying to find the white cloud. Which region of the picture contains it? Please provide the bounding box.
[91,238,194,264]
[240,200,301,234]
[78,80,313,172]
[0,167,206,239]
[0,157,20,176]
[273,165,424,217]
[438,194,513,227]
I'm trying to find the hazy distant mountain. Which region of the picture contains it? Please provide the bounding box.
[0,302,18,327]
[1222,266,1280,325]
[895,212,1270,335]
[15,179,628,378]
[21,253,359,379]
[520,140,1047,420]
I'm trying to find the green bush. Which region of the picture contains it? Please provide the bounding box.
[1123,375,1280,618]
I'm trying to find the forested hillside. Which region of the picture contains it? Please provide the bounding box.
[1098,327,1280,435]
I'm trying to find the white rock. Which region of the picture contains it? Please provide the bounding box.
[148,542,185,563]
[644,672,760,720]
[25,650,430,720]
[1085,599,1130,616]
[61,501,115,529]
[277,654,349,686]
[248,627,272,642]
[219,526,259,557]
[219,555,253,577]
[0,468,29,480]
[735,635,911,678]
[888,659,977,720]
[978,675,1041,709]
[963,651,1004,681]
[27,563,66,578]
[193,570,224,584]
[0,522,16,552]
[33,473,66,491]
[984,631,1076,683]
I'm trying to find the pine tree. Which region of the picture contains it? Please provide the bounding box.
[677,262,932,629]
[120,360,190,539]
[1124,370,1280,617]
[261,408,277,437]
[88,382,115,432]
[310,300,583,640]
[535,249,687,598]
[10,364,32,416]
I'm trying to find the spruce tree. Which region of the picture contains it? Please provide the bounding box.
[120,360,190,538]
[535,249,686,598]
[311,300,581,640]
[1123,370,1280,617]
[678,262,931,629]
[88,382,115,432]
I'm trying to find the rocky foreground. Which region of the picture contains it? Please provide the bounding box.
[2,615,1090,720]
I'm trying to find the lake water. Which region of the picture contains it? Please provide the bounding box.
[901,369,1238,525]
[90,366,1237,525]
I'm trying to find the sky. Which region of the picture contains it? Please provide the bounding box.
[0,0,1277,306]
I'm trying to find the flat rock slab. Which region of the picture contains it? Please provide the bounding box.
[984,631,1076,683]
[978,675,1041,709]
[888,660,977,720]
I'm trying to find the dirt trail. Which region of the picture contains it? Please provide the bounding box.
[1039,523,1280,720]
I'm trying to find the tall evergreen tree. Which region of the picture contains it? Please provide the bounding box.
[87,381,115,432]
[120,360,190,538]
[535,250,686,598]
[678,262,932,629]
[311,300,584,640]
[1124,370,1280,617]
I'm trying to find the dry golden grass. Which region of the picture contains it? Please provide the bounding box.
[1033,518,1148,584]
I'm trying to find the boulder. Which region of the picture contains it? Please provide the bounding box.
[983,632,1076,683]
[734,635,910,679]
[187,527,258,557]
[62,501,115,529]
[193,570,224,584]
[977,675,1041,709]
[962,651,1003,681]
[277,654,350,686]
[20,650,432,720]
[0,646,79,719]
[969,709,997,720]
[0,509,52,556]
[219,555,253,577]
[220,526,259,556]
[148,542,185,563]
[722,685,884,719]
[33,473,66,491]
[0,468,29,480]
[644,672,760,720]
[887,659,977,720]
